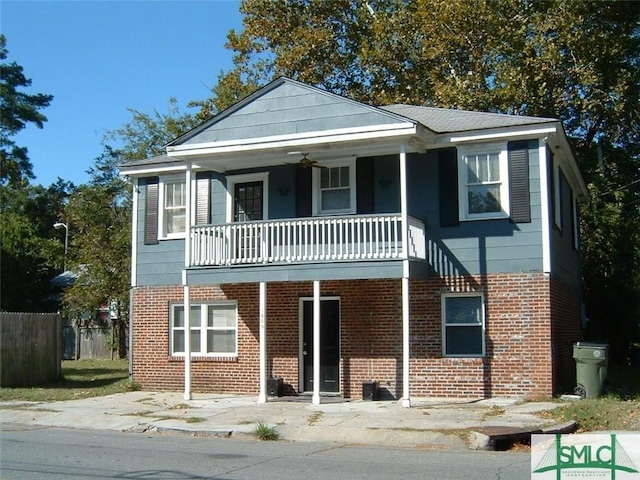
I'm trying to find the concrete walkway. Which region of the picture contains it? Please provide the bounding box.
[0,392,566,450]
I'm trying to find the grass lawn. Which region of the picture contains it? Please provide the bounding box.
[540,365,640,432]
[0,359,136,402]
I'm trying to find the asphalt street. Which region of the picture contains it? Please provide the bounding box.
[1,425,533,480]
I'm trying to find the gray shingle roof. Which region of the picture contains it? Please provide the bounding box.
[120,154,180,170]
[380,104,557,133]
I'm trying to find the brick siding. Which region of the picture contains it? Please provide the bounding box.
[131,272,581,399]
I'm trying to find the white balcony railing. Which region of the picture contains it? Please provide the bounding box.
[190,214,426,267]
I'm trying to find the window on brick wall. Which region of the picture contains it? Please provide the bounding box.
[170,302,237,357]
[442,293,485,357]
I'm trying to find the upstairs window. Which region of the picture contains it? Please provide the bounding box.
[142,173,213,244]
[458,145,509,220]
[162,178,186,237]
[313,159,356,215]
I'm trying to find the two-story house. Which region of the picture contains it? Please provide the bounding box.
[121,77,587,405]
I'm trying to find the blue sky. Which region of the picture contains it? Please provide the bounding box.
[2,0,243,186]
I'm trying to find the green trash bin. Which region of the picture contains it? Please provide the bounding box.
[573,342,609,398]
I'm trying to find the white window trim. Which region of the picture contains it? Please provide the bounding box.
[457,143,510,221]
[170,302,238,358]
[312,157,357,216]
[158,174,188,240]
[225,172,269,223]
[441,292,486,358]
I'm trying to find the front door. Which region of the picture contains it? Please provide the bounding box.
[301,299,340,393]
[234,181,263,222]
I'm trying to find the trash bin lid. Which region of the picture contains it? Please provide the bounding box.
[574,342,609,348]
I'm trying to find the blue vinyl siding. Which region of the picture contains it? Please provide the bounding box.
[411,142,545,276]
[135,183,184,286]
[550,167,582,288]
[134,141,550,286]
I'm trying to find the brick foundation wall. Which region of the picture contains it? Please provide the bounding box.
[131,272,564,399]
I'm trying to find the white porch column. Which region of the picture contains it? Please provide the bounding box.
[183,282,192,400]
[183,163,193,401]
[399,144,411,408]
[258,282,268,404]
[401,277,411,408]
[312,280,321,405]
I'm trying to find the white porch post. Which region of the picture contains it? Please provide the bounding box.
[183,163,193,401]
[400,144,411,408]
[258,281,268,403]
[401,277,410,408]
[312,280,321,405]
[183,283,191,400]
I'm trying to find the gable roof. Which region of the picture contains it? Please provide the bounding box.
[169,77,413,148]
[380,104,557,133]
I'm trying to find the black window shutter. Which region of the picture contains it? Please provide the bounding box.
[508,141,531,223]
[195,172,211,225]
[143,176,159,245]
[438,148,459,227]
[296,166,312,217]
[356,157,375,214]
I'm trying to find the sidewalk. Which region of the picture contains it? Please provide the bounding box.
[0,391,567,450]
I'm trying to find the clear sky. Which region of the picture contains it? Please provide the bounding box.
[2,0,243,187]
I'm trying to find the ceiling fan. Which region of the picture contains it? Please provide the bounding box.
[286,152,326,169]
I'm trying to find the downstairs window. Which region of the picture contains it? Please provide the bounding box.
[170,302,237,357]
[442,293,486,357]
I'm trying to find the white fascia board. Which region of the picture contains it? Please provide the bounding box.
[166,123,417,158]
[119,164,185,177]
[119,163,207,177]
[443,125,557,144]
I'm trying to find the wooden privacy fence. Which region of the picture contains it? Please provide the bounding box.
[62,323,113,360]
[1,312,62,387]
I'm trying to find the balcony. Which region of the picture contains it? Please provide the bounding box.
[190,214,426,268]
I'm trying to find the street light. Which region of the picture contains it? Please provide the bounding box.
[53,222,68,272]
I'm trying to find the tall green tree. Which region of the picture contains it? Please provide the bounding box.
[104,98,200,162]
[0,179,74,311]
[62,148,131,357]
[0,34,53,186]
[207,0,640,361]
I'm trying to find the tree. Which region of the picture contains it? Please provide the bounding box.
[62,148,131,358]
[207,0,640,362]
[0,34,53,186]
[104,98,200,163]
[61,101,199,357]
[0,179,74,312]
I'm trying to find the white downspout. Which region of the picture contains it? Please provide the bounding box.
[400,144,411,408]
[258,281,267,403]
[130,179,139,289]
[183,163,193,401]
[312,280,321,405]
[129,179,139,379]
